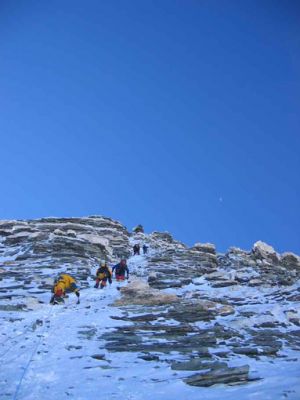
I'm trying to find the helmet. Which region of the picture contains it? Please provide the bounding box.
[100,260,106,267]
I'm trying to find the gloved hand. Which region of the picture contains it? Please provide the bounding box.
[51,296,65,305]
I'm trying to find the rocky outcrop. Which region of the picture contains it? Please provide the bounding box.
[280,252,300,270]
[190,242,216,254]
[132,224,144,233]
[113,279,179,306]
[0,216,130,267]
[216,241,300,288]
[0,216,131,310]
[184,365,253,387]
[148,231,186,250]
[252,241,279,264]
[142,233,218,290]
[1,216,300,396]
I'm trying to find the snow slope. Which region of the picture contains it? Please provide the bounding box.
[0,222,300,399]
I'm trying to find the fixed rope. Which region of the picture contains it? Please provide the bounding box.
[12,306,53,400]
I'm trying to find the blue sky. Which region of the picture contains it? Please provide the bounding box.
[0,0,299,253]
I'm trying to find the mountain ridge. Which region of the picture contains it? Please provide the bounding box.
[1,215,300,399]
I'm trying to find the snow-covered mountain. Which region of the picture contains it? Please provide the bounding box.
[1,216,300,399]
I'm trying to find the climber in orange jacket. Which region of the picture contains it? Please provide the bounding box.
[50,273,80,305]
[94,260,112,289]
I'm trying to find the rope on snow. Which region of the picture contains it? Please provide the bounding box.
[12,305,53,400]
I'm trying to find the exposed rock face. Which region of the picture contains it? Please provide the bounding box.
[252,241,279,264]
[0,216,130,266]
[1,216,300,397]
[217,241,300,287]
[190,242,216,254]
[149,231,186,249]
[184,365,253,387]
[281,252,300,269]
[142,233,218,290]
[0,216,130,308]
[132,224,144,233]
[113,279,179,306]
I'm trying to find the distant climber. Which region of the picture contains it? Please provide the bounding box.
[112,258,129,281]
[142,244,148,254]
[50,273,80,305]
[133,244,140,256]
[94,260,112,289]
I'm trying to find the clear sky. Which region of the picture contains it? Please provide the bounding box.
[0,0,299,254]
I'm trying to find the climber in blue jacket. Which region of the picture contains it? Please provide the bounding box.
[112,259,129,281]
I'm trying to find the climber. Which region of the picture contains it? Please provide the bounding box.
[142,244,148,254]
[50,273,80,305]
[112,258,129,281]
[94,260,112,289]
[133,244,140,256]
